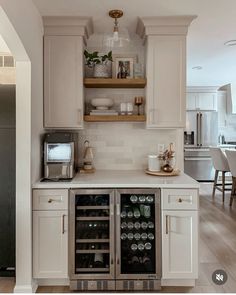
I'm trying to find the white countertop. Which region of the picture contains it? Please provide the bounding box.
[32,170,199,189]
[218,144,236,149]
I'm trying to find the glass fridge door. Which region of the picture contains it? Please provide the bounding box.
[69,189,115,280]
[116,189,161,280]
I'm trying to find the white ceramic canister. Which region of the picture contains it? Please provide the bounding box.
[148,155,160,171]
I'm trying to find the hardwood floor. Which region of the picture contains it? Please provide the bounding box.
[1,183,236,293]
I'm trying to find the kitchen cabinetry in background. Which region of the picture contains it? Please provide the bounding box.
[33,189,68,279]
[161,189,198,280]
[186,87,218,111]
[43,17,93,129]
[137,16,196,128]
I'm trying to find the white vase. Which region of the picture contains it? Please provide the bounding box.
[94,64,111,78]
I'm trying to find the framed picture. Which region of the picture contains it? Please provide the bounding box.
[112,54,137,79]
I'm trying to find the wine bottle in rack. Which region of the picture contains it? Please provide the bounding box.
[121,222,127,229]
[134,222,141,230]
[130,195,138,203]
[148,221,154,229]
[133,207,141,218]
[94,253,104,267]
[141,222,148,229]
[131,243,138,251]
[138,195,146,203]
[146,195,154,203]
[127,222,134,229]
[137,242,145,251]
[144,242,152,250]
[127,233,134,240]
[134,233,141,240]
[121,233,127,240]
[148,233,154,240]
[94,195,107,206]
[141,233,148,240]
[143,253,152,271]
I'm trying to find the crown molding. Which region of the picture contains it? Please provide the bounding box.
[43,16,93,44]
[136,15,197,39]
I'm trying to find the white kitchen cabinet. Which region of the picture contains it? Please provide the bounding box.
[186,87,218,111]
[44,35,84,129]
[137,16,195,128]
[43,16,93,129]
[145,35,186,128]
[33,210,68,278]
[33,188,69,279]
[162,210,198,279]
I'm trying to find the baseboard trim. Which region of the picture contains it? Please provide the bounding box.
[161,279,196,286]
[14,281,38,293]
[37,278,69,286]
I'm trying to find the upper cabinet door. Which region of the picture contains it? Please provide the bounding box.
[44,35,84,129]
[186,93,197,110]
[146,35,186,128]
[197,92,217,111]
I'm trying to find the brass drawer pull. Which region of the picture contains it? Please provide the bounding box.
[62,214,66,234]
[166,215,169,234]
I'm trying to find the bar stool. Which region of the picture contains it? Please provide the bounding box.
[209,147,231,202]
[225,150,236,206]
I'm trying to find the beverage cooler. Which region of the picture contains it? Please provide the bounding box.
[69,189,161,291]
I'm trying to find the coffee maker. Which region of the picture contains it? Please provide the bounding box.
[43,132,78,180]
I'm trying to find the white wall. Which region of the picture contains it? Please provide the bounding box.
[218,90,236,141]
[0,0,43,292]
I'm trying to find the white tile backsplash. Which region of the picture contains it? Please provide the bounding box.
[78,123,179,170]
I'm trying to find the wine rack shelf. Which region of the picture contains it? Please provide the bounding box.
[76,217,109,221]
[76,206,109,210]
[76,239,110,243]
[76,250,110,254]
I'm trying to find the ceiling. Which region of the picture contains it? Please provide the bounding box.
[32,0,236,87]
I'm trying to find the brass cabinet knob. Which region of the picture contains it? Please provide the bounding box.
[48,198,53,203]
[178,198,183,203]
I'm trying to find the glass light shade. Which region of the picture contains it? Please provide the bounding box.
[103,27,130,48]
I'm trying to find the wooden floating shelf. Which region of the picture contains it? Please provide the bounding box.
[84,78,146,88]
[84,115,146,122]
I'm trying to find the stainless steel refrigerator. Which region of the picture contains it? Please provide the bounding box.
[184,111,218,181]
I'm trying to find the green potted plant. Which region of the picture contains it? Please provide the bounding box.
[84,50,100,78]
[84,50,113,78]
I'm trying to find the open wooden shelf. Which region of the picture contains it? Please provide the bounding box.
[84,115,146,122]
[84,78,146,88]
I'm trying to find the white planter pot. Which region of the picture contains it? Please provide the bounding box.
[94,64,111,78]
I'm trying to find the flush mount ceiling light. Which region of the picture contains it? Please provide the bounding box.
[192,66,203,70]
[104,9,130,47]
[224,40,236,46]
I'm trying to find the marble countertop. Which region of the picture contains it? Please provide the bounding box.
[32,170,199,189]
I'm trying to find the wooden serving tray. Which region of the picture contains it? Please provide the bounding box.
[145,169,181,177]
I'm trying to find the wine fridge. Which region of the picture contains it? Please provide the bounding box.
[69,188,161,291]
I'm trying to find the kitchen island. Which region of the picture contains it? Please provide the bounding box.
[32,171,199,291]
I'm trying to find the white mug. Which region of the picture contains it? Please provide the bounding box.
[148,155,160,171]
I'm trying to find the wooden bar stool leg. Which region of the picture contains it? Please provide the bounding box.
[230,176,235,207]
[222,171,225,203]
[212,170,218,199]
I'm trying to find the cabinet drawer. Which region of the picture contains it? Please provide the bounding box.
[33,189,68,210]
[162,189,198,210]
